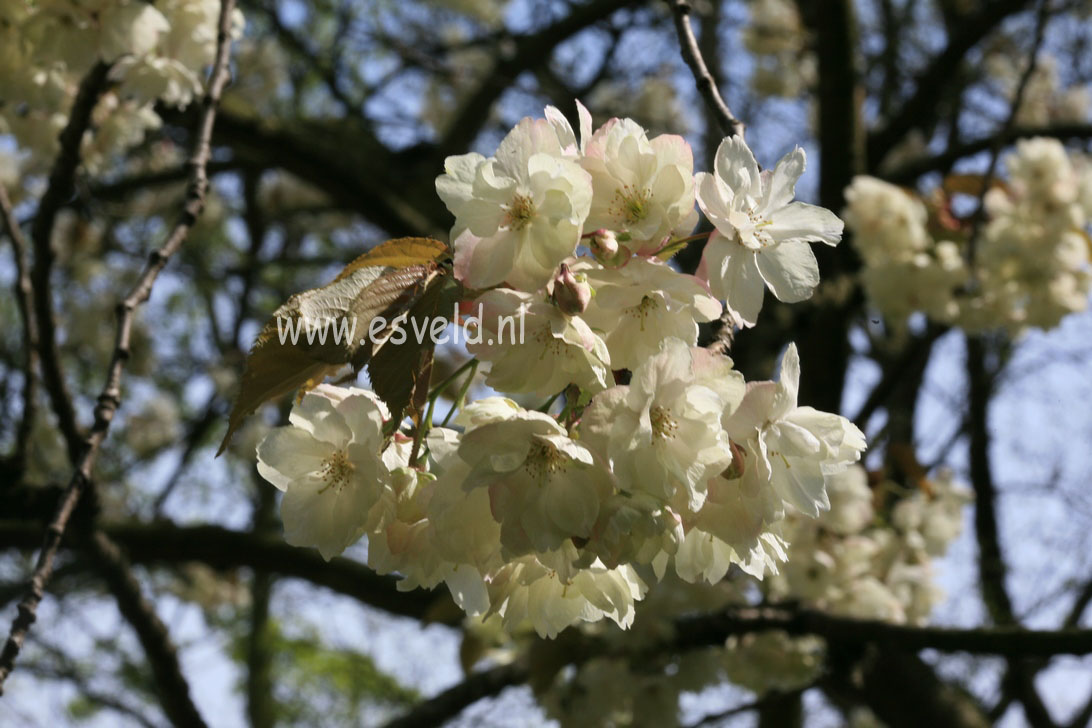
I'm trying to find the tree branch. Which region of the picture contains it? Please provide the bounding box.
[967,333,1056,728]
[29,61,113,464]
[0,516,449,623]
[437,0,636,159]
[866,0,1033,166]
[671,605,1092,658]
[87,531,207,728]
[881,123,1092,184]
[0,184,39,479]
[0,0,237,694]
[380,662,529,728]
[665,0,745,139]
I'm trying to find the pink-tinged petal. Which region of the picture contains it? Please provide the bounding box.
[649,133,694,171]
[452,229,480,286]
[755,240,820,303]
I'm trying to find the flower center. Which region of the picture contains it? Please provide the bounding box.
[627,295,660,330]
[318,450,355,493]
[650,405,678,440]
[732,207,774,249]
[611,185,653,227]
[504,193,537,231]
[525,440,566,478]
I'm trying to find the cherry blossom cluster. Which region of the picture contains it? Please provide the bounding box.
[535,467,970,726]
[846,137,1092,333]
[0,0,243,177]
[256,103,865,637]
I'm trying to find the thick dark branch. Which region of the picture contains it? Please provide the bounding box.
[383,601,1092,728]
[0,185,39,478]
[88,531,207,728]
[381,662,529,728]
[672,605,1092,658]
[29,61,113,464]
[0,0,237,694]
[687,688,811,728]
[881,123,1092,183]
[866,0,1032,166]
[0,516,448,623]
[666,0,744,139]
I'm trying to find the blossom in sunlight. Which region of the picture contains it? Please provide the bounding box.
[485,546,647,638]
[723,343,866,518]
[696,136,843,326]
[580,338,744,511]
[575,256,723,370]
[454,398,614,555]
[671,527,788,583]
[255,385,392,560]
[579,116,699,254]
[467,288,611,396]
[438,117,592,291]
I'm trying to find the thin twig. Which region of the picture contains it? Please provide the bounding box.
[0,185,39,477]
[87,531,208,728]
[665,0,745,139]
[29,61,113,464]
[0,0,237,693]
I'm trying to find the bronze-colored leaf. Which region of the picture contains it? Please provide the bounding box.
[367,274,461,427]
[217,237,454,454]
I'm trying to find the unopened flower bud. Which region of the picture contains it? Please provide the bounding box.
[589,228,619,259]
[551,263,592,315]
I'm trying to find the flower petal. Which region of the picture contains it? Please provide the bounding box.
[768,201,844,246]
[756,240,820,303]
[762,146,806,212]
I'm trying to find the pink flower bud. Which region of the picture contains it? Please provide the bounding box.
[589,229,619,258]
[551,263,592,315]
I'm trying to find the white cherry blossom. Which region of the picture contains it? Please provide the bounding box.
[255,385,392,560]
[723,343,866,518]
[438,118,592,291]
[580,117,699,254]
[696,136,843,326]
[467,288,610,397]
[455,399,613,555]
[576,257,722,370]
[580,338,743,511]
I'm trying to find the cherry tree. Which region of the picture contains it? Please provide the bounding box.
[2,1,1092,726]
